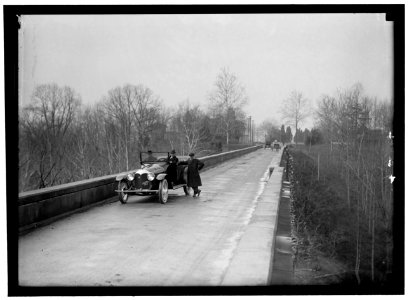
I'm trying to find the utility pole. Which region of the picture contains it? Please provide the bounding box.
[248,116,252,144]
[251,120,255,145]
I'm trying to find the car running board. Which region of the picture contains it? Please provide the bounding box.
[115,189,159,193]
[171,184,186,190]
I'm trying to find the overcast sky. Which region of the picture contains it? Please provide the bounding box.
[19,13,393,128]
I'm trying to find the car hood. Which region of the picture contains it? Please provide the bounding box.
[115,163,166,181]
[141,163,166,174]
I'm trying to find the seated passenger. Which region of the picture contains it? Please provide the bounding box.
[146,150,157,162]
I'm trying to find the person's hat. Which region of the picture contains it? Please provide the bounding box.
[188,152,194,157]
[171,149,176,154]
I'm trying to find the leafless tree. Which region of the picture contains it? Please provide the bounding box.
[102,84,164,171]
[258,119,280,143]
[102,86,133,171]
[67,105,107,180]
[129,85,164,151]
[19,83,81,190]
[208,67,248,145]
[171,100,208,154]
[315,83,393,284]
[281,90,310,144]
[316,95,338,150]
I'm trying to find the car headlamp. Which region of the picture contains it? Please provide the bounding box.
[127,173,134,181]
[147,172,155,181]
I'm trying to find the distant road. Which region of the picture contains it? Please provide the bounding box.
[19,148,280,286]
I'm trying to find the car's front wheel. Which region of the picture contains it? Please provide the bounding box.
[158,179,169,204]
[118,181,129,204]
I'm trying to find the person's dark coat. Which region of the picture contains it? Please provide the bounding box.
[185,158,204,187]
[167,155,179,183]
[168,155,179,165]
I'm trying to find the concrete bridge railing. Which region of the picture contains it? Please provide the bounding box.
[18,145,262,233]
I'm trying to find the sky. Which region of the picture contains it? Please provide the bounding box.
[18,13,393,128]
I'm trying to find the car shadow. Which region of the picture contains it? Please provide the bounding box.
[118,192,192,205]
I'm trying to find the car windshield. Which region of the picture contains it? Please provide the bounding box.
[141,152,169,163]
[178,156,189,162]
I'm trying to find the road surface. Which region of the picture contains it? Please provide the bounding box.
[19,148,282,286]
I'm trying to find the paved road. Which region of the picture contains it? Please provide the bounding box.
[19,148,281,286]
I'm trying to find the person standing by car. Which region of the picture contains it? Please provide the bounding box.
[184,152,204,197]
[167,149,179,187]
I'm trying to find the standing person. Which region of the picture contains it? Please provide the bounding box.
[167,149,179,187]
[185,152,204,197]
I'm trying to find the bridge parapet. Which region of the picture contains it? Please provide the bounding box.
[18,145,262,233]
[199,145,262,170]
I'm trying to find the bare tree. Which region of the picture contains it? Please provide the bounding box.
[19,83,81,190]
[208,67,248,145]
[281,90,310,144]
[258,119,280,144]
[67,105,107,180]
[315,83,393,284]
[102,86,133,171]
[102,84,165,171]
[171,100,207,154]
[316,95,338,150]
[129,84,164,151]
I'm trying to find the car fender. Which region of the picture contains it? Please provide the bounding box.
[116,170,137,181]
[115,173,128,181]
[156,173,167,181]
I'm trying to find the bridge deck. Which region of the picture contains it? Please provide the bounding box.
[19,148,283,286]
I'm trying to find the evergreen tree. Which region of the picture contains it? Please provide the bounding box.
[280,124,286,143]
[285,126,293,143]
[294,128,305,144]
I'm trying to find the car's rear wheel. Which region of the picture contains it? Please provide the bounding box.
[118,181,129,204]
[158,179,169,204]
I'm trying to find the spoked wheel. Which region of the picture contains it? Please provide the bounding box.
[183,186,193,196]
[158,179,169,204]
[118,181,129,204]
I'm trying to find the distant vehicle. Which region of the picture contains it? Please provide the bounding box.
[265,137,272,148]
[115,152,192,204]
[272,140,281,152]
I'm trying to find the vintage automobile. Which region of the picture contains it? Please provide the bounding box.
[272,141,281,151]
[115,152,192,204]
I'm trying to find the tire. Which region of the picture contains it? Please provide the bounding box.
[118,181,129,204]
[183,186,193,196]
[158,179,169,204]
